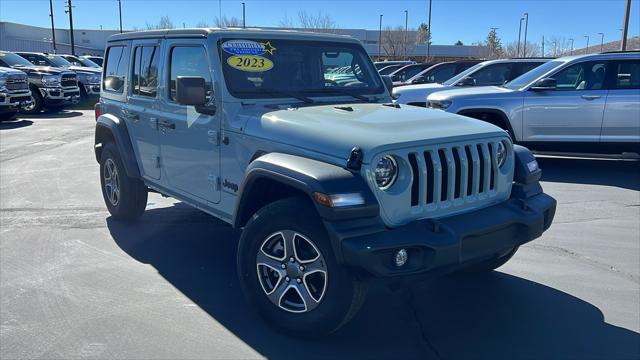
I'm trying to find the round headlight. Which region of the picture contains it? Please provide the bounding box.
[374,155,398,190]
[496,141,508,168]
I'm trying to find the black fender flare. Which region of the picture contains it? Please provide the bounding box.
[232,152,379,229]
[457,108,517,141]
[94,114,141,178]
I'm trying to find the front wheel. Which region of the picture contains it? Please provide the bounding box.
[20,91,43,115]
[237,197,367,336]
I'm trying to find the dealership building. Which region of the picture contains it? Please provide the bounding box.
[0,21,487,60]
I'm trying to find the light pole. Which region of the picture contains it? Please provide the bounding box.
[48,0,57,52]
[621,0,631,50]
[242,2,246,28]
[426,0,432,62]
[598,32,604,52]
[517,17,524,57]
[522,12,529,57]
[65,0,75,55]
[552,41,557,57]
[378,14,383,60]
[117,0,123,33]
[404,10,408,60]
[569,38,574,55]
[584,35,590,54]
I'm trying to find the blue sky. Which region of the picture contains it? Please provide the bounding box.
[1,0,638,46]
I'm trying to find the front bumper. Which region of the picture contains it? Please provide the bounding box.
[40,86,81,104]
[0,89,32,112]
[334,192,556,277]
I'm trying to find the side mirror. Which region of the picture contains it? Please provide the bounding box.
[458,76,476,87]
[531,78,557,91]
[104,76,123,92]
[381,75,393,94]
[176,76,216,115]
[411,75,425,84]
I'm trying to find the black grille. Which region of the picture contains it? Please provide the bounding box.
[61,74,77,87]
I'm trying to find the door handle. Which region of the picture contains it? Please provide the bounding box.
[158,119,175,130]
[581,94,601,100]
[122,109,139,121]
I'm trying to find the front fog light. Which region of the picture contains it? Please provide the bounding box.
[496,141,508,168]
[394,249,408,267]
[374,155,398,190]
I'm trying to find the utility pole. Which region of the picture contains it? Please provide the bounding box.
[569,38,574,55]
[517,17,524,57]
[49,0,57,52]
[242,2,246,28]
[378,15,383,60]
[404,10,409,60]
[598,32,604,52]
[541,35,544,57]
[621,0,631,50]
[584,35,590,54]
[65,0,75,55]
[522,12,529,57]
[552,41,557,57]
[118,0,123,33]
[426,0,432,62]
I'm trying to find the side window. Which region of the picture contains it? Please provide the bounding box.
[103,45,130,93]
[611,60,640,90]
[132,46,159,97]
[518,62,544,76]
[428,64,455,83]
[470,63,512,86]
[169,46,213,101]
[552,61,607,91]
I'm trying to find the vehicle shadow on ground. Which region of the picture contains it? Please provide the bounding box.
[0,119,33,130]
[107,204,640,359]
[537,156,640,191]
[19,109,85,120]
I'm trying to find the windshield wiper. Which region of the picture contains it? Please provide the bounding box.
[237,88,315,104]
[310,88,373,102]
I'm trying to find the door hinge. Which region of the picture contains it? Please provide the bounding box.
[207,130,220,145]
[208,174,221,190]
[155,155,161,168]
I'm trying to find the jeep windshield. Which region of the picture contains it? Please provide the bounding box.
[219,39,384,101]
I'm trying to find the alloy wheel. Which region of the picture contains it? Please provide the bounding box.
[103,158,120,206]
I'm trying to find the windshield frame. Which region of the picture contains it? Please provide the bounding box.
[502,60,566,90]
[219,38,385,101]
[45,55,73,68]
[0,52,35,67]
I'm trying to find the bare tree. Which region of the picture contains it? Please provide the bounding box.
[196,21,210,28]
[503,40,541,57]
[278,14,295,29]
[381,26,415,59]
[146,16,175,30]
[278,11,337,31]
[545,36,571,57]
[214,16,242,28]
[417,23,431,44]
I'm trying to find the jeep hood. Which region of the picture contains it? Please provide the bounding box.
[245,103,506,164]
[428,86,514,101]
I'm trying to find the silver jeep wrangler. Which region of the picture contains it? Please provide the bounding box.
[95,28,556,335]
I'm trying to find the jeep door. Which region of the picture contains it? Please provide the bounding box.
[522,60,608,142]
[124,40,164,180]
[158,39,221,204]
[601,59,640,144]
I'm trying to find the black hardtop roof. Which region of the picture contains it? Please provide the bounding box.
[107,28,356,43]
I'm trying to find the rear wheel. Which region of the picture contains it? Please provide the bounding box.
[99,142,148,220]
[237,197,367,336]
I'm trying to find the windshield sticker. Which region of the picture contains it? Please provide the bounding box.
[227,55,273,72]
[222,40,276,56]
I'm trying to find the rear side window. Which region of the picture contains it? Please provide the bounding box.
[552,61,607,91]
[516,62,544,78]
[169,46,213,101]
[611,60,640,90]
[132,46,160,97]
[426,64,455,83]
[103,45,130,93]
[470,63,513,86]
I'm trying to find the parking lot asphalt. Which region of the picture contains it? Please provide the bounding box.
[1,110,639,360]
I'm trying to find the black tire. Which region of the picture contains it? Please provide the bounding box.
[99,142,148,221]
[237,197,367,336]
[0,111,17,122]
[20,90,43,115]
[459,246,519,273]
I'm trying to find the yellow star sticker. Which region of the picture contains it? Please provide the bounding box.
[262,41,276,55]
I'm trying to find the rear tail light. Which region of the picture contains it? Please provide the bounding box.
[94,102,101,121]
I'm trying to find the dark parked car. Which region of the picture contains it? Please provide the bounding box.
[395,60,482,87]
[59,54,102,69]
[16,52,101,103]
[374,60,415,70]
[0,51,79,114]
[378,64,406,75]
[388,63,434,83]
[82,55,104,67]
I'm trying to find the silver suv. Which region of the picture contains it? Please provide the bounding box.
[95,28,556,335]
[393,58,548,106]
[427,52,640,153]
